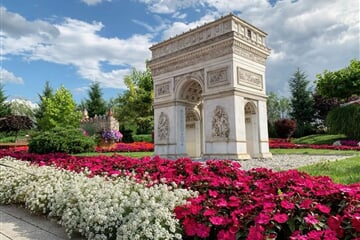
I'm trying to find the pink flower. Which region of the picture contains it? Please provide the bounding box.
[304,213,319,225]
[215,198,228,207]
[280,200,295,210]
[300,199,313,209]
[255,213,271,224]
[247,225,264,240]
[208,189,219,198]
[273,213,288,223]
[203,208,217,217]
[210,216,226,225]
[195,223,210,238]
[351,214,360,232]
[217,229,236,240]
[315,203,331,214]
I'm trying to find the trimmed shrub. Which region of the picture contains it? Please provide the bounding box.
[28,127,95,154]
[326,104,360,140]
[274,119,297,139]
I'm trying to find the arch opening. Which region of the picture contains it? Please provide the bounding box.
[178,80,203,158]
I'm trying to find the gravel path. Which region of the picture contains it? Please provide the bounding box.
[236,154,353,171]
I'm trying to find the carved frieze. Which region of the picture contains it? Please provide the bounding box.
[207,67,229,88]
[158,112,169,141]
[155,82,171,97]
[237,67,263,90]
[212,106,230,138]
[151,40,233,76]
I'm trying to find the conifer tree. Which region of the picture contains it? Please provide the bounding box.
[288,68,315,136]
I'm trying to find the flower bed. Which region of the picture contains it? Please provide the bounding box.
[0,157,195,240]
[95,141,154,152]
[1,151,360,239]
[270,139,360,151]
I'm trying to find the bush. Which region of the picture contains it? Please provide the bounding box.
[326,104,360,140]
[267,121,278,138]
[133,134,152,143]
[274,119,297,139]
[28,127,95,154]
[120,127,134,143]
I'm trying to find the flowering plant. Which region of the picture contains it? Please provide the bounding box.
[100,129,123,143]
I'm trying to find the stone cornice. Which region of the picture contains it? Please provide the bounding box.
[150,13,270,60]
[149,36,269,76]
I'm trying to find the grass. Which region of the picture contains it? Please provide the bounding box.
[298,155,360,185]
[270,148,358,155]
[292,134,347,145]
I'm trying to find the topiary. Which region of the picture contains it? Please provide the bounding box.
[28,127,95,154]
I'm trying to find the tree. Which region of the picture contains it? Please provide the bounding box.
[0,84,11,117]
[84,82,107,118]
[114,67,153,134]
[9,99,38,119]
[316,59,360,100]
[0,115,33,139]
[35,81,53,125]
[267,92,280,123]
[315,60,360,137]
[37,85,81,130]
[289,68,315,137]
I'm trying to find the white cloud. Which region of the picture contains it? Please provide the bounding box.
[1,8,154,89]
[136,0,201,14]
[80,0,111,6]
[162,13,218,39]
[0,68,24,84]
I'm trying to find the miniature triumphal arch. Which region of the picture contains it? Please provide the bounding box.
[148,14,272,160]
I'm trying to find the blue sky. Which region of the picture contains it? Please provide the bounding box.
[1,0,359,104]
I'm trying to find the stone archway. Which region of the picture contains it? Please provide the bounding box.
[149,14,272,160]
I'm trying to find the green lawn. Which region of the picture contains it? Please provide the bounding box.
[292,134,347,145]
[270,148,358,155]
[298,155,360,184]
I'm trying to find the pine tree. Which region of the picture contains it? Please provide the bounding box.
[85,82,107,118]
[289,68,315,136]
[35,81,53,127]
